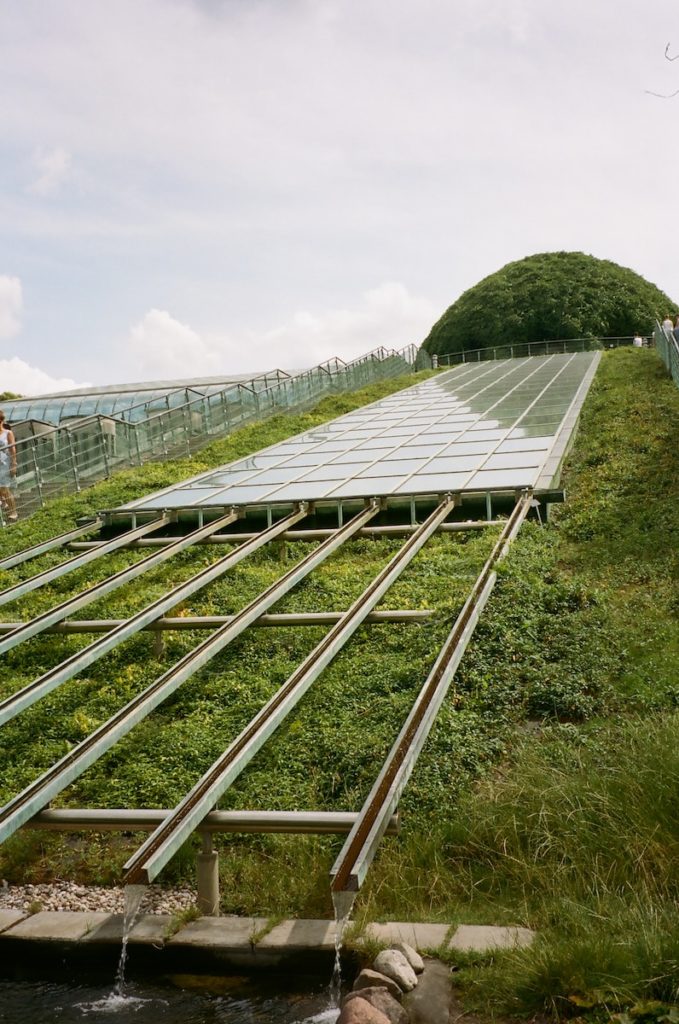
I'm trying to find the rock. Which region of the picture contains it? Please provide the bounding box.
[344,986,409,1024]
[338,997,391,1024]
[403,959,453,1024]
[353,969,403,1001]
[392,941,424,974]
[372,950,418,992]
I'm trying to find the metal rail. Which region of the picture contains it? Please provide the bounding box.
[66,520,502,549]
[122,496,457,885]
[0,504,378,843]
[27,808,399,836]
[0,509,238,655]
[0,508,305,726]
[0,609,435,635]
[0,515,169,608]
[0,519,103,571]
[329,494,531,893]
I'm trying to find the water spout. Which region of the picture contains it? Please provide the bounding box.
[329,890,356,1008]
[114,883,147,997]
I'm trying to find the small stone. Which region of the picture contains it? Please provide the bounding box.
[353,969,403,1001]
[338,997,391,1024]
[344,987,409,1024]
[372,950,418,992]
[392,941,424,974]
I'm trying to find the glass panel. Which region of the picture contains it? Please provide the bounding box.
[358,458,428,477]
[396,471,472,493]
[467,469,536,489]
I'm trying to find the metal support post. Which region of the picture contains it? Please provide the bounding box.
[30,444,44,506]
[66,433,80,491]
[196,832,219,916]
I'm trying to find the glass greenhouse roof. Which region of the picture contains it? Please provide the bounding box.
[124,352,599,511]
[1,371,284,426]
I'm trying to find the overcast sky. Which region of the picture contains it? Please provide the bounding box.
[1,0,678,394]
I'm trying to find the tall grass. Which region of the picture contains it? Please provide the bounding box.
[445,715,679,1014]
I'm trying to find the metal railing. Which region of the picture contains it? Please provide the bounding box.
[654,323,679,388]
[434,336,636,366]
[1,344,430,525]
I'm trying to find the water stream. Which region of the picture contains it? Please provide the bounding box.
[77,884,150,1014]
[328,890,356,1012]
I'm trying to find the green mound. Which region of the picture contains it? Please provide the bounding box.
[422,251,677,357]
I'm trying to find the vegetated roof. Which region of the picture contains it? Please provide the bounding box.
[421,251,677,358]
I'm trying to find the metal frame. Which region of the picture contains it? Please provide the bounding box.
[0,518,103,571]
[122,496,457,885]
[329,494,531,893]
[65,519,502,549]
[0,503,379,842]
[0,507,305,725]
[0,515,169,608]
[27,808,399,836]
[0,509,239,656]
[0,609,435,634]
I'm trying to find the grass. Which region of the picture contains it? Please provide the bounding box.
[1,350,679,1017]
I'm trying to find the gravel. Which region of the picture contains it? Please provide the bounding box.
[0,879,197,916]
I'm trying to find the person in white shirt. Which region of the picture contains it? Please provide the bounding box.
[0,411,17,522]
[662,315,674,334]
[633,332,644,347]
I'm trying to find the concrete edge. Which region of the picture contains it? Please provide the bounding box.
[0,911,535,971]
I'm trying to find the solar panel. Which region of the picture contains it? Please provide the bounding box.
[124,352,599,511]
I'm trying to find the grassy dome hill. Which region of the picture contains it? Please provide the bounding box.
[421,251,676,357]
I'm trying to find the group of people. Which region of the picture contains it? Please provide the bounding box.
[0,410,18,522]
[661,315,679,343]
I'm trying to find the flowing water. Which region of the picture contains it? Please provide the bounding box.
[328,890,357,1011]
[0,975,336,1022]
[75,884,149,1015]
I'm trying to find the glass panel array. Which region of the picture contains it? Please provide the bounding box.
[5,345,422,523]
[126,351,598,511]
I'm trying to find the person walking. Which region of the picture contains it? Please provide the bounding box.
[0,410,18,522]
[662,314,674,335]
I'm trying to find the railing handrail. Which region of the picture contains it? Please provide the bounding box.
[7,344,415,454]
[434,335,638,366]
[1,341,424,524]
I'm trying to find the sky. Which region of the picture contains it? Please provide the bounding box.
[1,0,678,395]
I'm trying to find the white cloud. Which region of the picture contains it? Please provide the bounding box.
[126,283,437,379]
[0,356,83,397]
[27,147,72,197]
[0,277,22,340]
[129,308,224,378]
[251,283,438,370]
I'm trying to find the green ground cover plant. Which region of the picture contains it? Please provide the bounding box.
[1,350,678,1018]
[421,251,677,356]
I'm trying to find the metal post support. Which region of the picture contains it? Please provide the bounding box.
[99,421,110,479]
[30,443,44,507]
[66,432,80,491]
[133,424,143,466]
[182,405,192,455]
[196,832,219,916]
